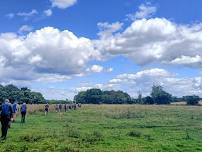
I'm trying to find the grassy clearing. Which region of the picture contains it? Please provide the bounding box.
[0,104,202,152]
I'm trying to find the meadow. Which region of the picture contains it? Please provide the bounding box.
[1,104,202,152]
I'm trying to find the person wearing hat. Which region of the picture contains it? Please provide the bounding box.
[0,99,13,140]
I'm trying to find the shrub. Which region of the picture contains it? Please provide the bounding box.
[128,130,141,138]
[183,95,200,105]
[143,96,154,104]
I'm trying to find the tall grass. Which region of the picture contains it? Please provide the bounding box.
[1,104,202,152]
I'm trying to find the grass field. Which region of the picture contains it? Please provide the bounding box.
[0,104,202,152]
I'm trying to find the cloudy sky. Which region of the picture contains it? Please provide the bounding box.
[0,0,202,99]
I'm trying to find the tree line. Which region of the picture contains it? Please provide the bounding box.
[74,89,131,104]
[0,84,200,105]
[74,85,201,105]
[0,84,45,104]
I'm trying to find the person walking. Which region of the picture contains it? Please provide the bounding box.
[12,101,18,122]
[44,103,49,116]
[20,102,27,123]
[64,104,67,112]
[0,99,13,140]
[55,104,59,112]
[59,104,62,112]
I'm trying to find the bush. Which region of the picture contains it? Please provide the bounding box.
[128,130,141,138]
[143,96,154,104]
[183,95,200,105]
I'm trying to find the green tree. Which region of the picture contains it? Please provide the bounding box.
[151,85,172,104]
[74,89,131,104]
[0,84,45,104]
[143,96,154,104]
[183,95,200,105]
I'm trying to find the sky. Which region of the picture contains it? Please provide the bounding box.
[0,0,202,99]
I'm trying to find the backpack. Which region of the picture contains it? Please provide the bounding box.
[21,104,27,113]
[1,103,12,116]
[13,103,17,113]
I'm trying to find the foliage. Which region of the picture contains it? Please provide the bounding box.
[0,84,45,104]
[183,95,200,105]
[74,88,131,104]
[128,130,142,137]
[142,96,154,104]
[151,85,172,104]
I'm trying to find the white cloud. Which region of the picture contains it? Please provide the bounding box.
[127,3,157,20]
[75,86,93,92]
[18,25,33,34]
[170,55,202,67]
[17,9,38,18]
[44,9,53,17]
[50,0,77,9]
[86,65,104,73]
[106,67,113,72]
[86,65,113,74]
[97,22,123,39]
[0,27,100,83]
[95,18,202,68]
[92,68,202,97]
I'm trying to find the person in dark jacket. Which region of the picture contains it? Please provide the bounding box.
[59,104,62,112]
[20,102,27,123]
[44,103,49,116]
[0,99,13,140]
[64,104,67,112]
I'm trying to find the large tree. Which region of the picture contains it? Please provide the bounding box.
[0,84,45,104]
[183,95,200,105]
[74,89,131,104]
[151,85,172,104]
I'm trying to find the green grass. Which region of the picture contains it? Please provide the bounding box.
[1,104,202,152]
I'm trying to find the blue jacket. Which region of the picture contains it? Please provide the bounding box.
[13,103,18,113]
[1,102,13,118]
[21,103,27,113]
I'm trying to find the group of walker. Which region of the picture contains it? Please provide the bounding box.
[54,103,81,113]
[0,99,27,140]
[0,100,81,140]
[44,103,81,115]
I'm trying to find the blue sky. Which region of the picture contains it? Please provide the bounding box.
[0,0,202,99]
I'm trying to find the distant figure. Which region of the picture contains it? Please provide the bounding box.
[64,104,67,112]
[44,103,49,116]
[59,104,62,112]
[0,99,13,140]
[78,103,81,108]
[73,103,76,110]
[12,101,18,122]
[70,104,73,110]
[55,104,59,112]
[20,103,27,123]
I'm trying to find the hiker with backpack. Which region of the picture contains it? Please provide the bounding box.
[0,99,13,140]
[64,104,68,112]
[20,102,27,123]
[44,103,49,116]
[59,103,62,112]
